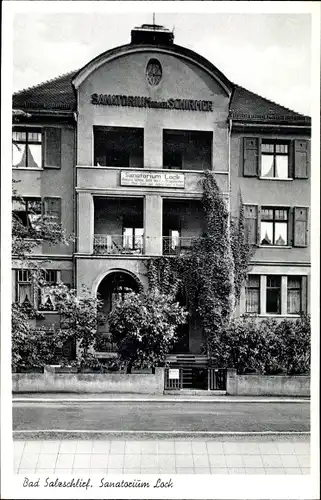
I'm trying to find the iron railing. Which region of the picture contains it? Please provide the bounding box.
[162,236,195,255]
[94,234,144,255]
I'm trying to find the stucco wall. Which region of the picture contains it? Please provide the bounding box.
[226,370,310,396]
[76,257,149,294]
[12,368,164,394]
[13,126,75,257]
[230,132,310,265]
[76,50,229,170]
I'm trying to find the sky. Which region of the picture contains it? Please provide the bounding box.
[13,12,312,115]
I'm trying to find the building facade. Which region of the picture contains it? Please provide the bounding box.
[12,24,311,365]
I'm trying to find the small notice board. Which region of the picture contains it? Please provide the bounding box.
[168,368,180,379]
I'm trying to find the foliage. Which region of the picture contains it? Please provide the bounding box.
[12,282,105,372]
[12,186,73,260]
[11,303,70,371]
[216,315,310,375]
[108,290,188,372]
[230,193,253,302]
[147,171,239,357]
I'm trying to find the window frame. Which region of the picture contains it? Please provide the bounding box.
[287,276,302,315]
[12,197,42,230]
[261,140,290,179]
[38,270,59,311]
[245,275,260,314]
[122,226,144,251]
[12,127,43,169]
[260,207,289,246]
[266,275,282,315]
[15,269,34,306]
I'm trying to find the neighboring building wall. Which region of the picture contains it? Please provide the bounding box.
[12,124,76,298]
[230,130,310,317]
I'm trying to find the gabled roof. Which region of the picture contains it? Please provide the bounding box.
[12,58,310,125]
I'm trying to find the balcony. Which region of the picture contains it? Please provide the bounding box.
[162,236,195,255]
[94,234,144,255]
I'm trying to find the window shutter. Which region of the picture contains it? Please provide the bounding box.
[301,276,307,313]
[294,139,309,179]
[243,138,259,177]
[43,197,61,224]
[293,207,308,247]
[244,205,258,244]
[44,128,61,169]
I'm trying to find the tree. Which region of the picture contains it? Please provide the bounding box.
[11,187,104,372]
[108,290,188,372]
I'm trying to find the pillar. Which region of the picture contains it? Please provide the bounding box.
[281,275,287,315]
[144,195,162,255]
[77,192,94,253]
[144,118,163,168]
[260,275,267,315]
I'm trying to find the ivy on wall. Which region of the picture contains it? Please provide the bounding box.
[147,171,252,360]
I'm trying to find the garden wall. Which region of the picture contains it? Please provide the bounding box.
[12,366,164,394]
[226,369,310,396]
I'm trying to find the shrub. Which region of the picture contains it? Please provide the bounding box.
[109,290,188,372]
[216,316,310,375]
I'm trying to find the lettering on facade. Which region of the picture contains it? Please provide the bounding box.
[120,170,185,188]
[91,94,213,112]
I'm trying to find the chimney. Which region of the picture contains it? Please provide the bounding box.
[131,24,174,45]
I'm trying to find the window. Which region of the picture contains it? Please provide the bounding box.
[243,137,310,179]
[12,197,61,230]
[38,270,58,311]
[260,208,288,246]
[122,227,144,251]
[245,275,260,314]
[261,142,289,179]
[163,130,212,171]
[12,129,42,169]
[16,270,33,306]
[94,126,143,168]
[287,277,302,314]
[146,59,162,86]
[266,276,281,314]
[12,198,42,230]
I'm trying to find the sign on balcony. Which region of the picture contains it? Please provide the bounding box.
[120,170,185,188]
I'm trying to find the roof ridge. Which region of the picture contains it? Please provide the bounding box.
[13,69,79,96]
[233,83,309,118]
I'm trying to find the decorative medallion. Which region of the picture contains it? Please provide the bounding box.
[146,59,162,86]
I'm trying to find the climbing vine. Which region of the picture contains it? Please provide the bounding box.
[147,171,252,361]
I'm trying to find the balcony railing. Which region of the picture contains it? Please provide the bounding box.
[162,236,195,255]
[94,234,144,255]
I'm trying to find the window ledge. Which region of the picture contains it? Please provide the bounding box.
[259,177,293,181]
[258,314,301,318]
[258,245,292,249]
[13,167,43,171]
[37,310,58,314]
